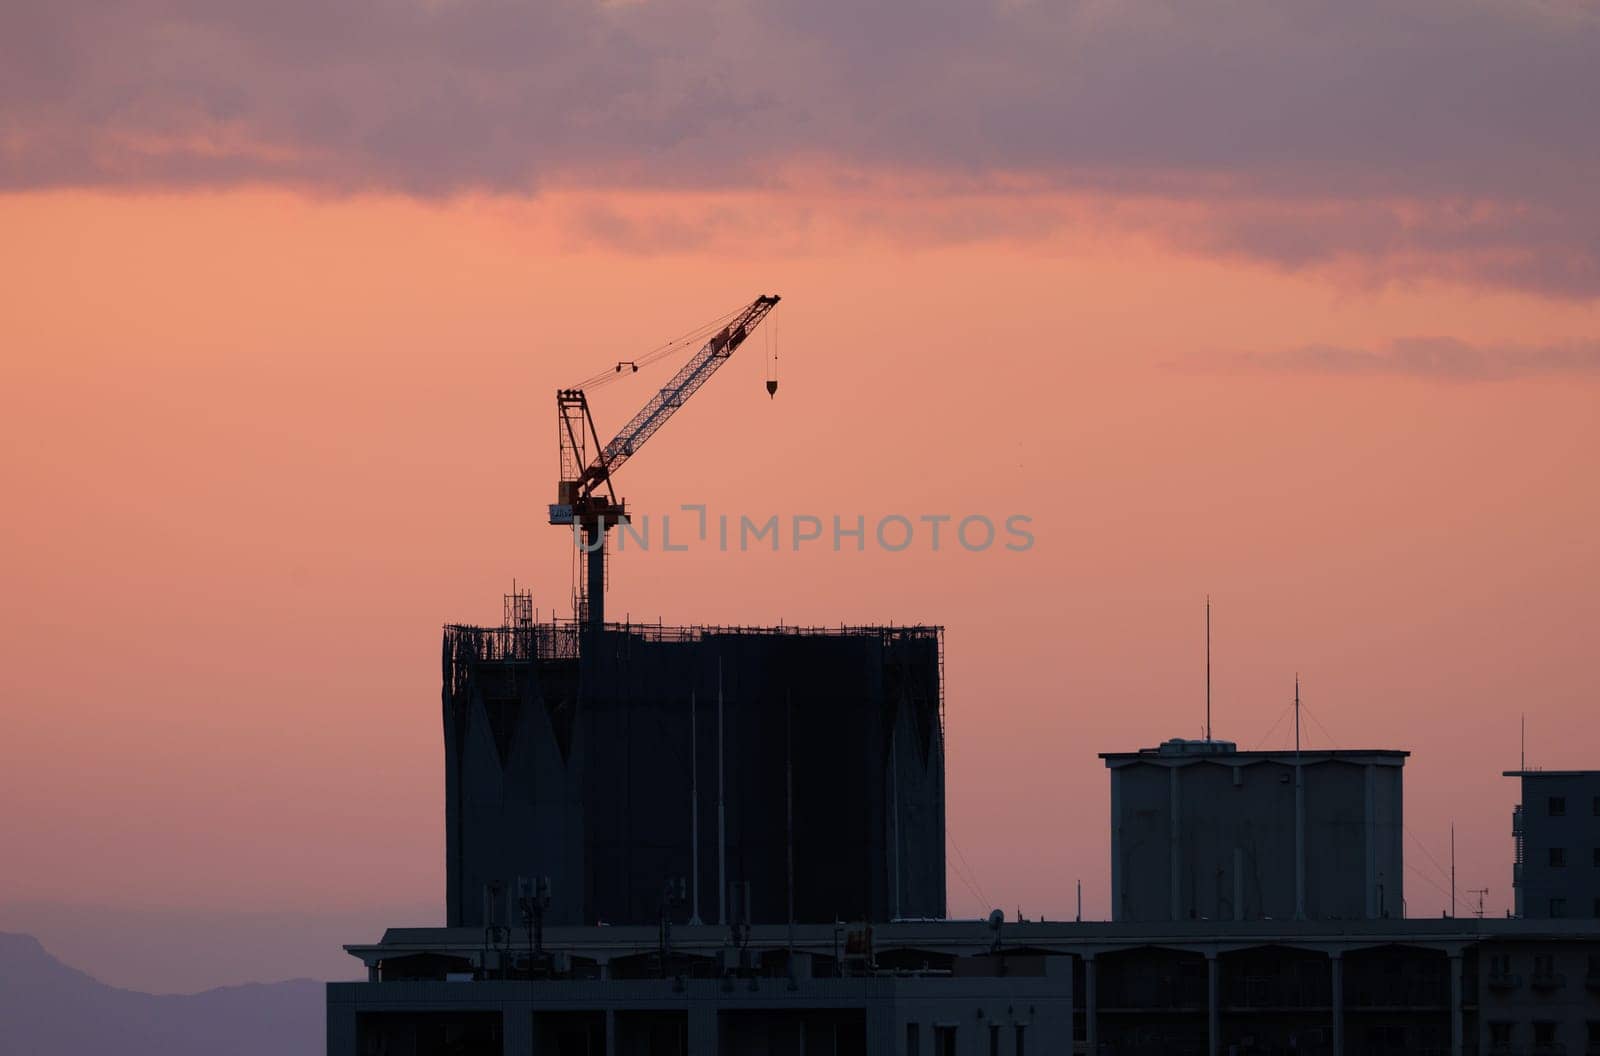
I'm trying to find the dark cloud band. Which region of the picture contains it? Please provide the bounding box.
[3,1,1597,294]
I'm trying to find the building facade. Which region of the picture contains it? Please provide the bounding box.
[331,922,1071,1055]
[1506,770,1600,921]
[1102,740,1407,923]
[328,918,1600,1056]
[443,619,945,929]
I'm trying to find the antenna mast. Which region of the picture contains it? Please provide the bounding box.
[1205,596,1212,741]
[1293,673,1306,920]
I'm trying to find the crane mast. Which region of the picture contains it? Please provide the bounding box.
[549,294,780,632]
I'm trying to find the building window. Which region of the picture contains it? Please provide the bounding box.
[989,1025,1000,1056]
[1549,796,1566,816]
[1015,1025,1026,1056]
[907,1023,920,1056]
[1490,953,1512,975]
[1592,794,1599,815]
[1593,846,1599,867]
[1551,897,1567,918]
[935,1025,958,1056]
[1593,897,1599,918]
[1533,1021,1557,1047]
[1535,954,1555,976]
[1489,1022,1512,1047]
[1551,847,1567,867]
[1588,1021,1600,1047]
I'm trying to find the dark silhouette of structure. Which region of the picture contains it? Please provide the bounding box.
[1103,739,1407,922]
[1505,768,1600,919]
[324,605,1600,1056]
[442,604,945,929]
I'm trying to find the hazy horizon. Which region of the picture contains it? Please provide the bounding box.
[0,898,433,993]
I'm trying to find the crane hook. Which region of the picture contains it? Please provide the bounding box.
[765,321,777,398]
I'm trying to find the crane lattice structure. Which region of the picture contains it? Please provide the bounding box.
[549,295,781,631]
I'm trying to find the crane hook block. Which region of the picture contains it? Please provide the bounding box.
[766,380,778,398]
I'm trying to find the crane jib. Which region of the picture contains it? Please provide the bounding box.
[579,295,779,482]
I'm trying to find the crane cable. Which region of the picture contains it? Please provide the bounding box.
[569,302,749,392]
[766,313,779,395]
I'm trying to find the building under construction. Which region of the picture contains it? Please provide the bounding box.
[431,295,945,930]
[443,607,946,930]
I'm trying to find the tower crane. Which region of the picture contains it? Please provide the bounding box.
[549,294,781,633]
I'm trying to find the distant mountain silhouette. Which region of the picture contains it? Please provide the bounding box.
[0,932,322,1055]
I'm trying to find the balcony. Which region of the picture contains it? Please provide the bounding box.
[1530,971,1566,991]
[1512,805,1525,889]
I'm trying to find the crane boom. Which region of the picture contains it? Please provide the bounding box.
[597,295,778,478]
[564,294,778,503]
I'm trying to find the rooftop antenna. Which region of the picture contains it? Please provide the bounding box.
[1450,823,1456,918]
[1294,673,1301,755]
[1293,673,1306,920]
[1205,596,1212,742]
[1520,714,1525,771]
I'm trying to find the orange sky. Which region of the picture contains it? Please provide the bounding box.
[1,186,1597,987]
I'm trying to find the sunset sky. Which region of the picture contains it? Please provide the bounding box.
[2,0,1598,993]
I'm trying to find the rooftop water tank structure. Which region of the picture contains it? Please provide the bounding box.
[1102,741,1407,922]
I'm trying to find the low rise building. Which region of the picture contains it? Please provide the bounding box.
[328,917,1600,1055]
[1505,770,1600,921]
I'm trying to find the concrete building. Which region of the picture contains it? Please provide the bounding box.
[443,614,945,929]
[1476,926,1600,1054]
[329,592,1600,1054]
[1103,740,1407,923]
[331,922,1071,1055]
[1505,770,1600,920]
[329,917,1600,1056]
